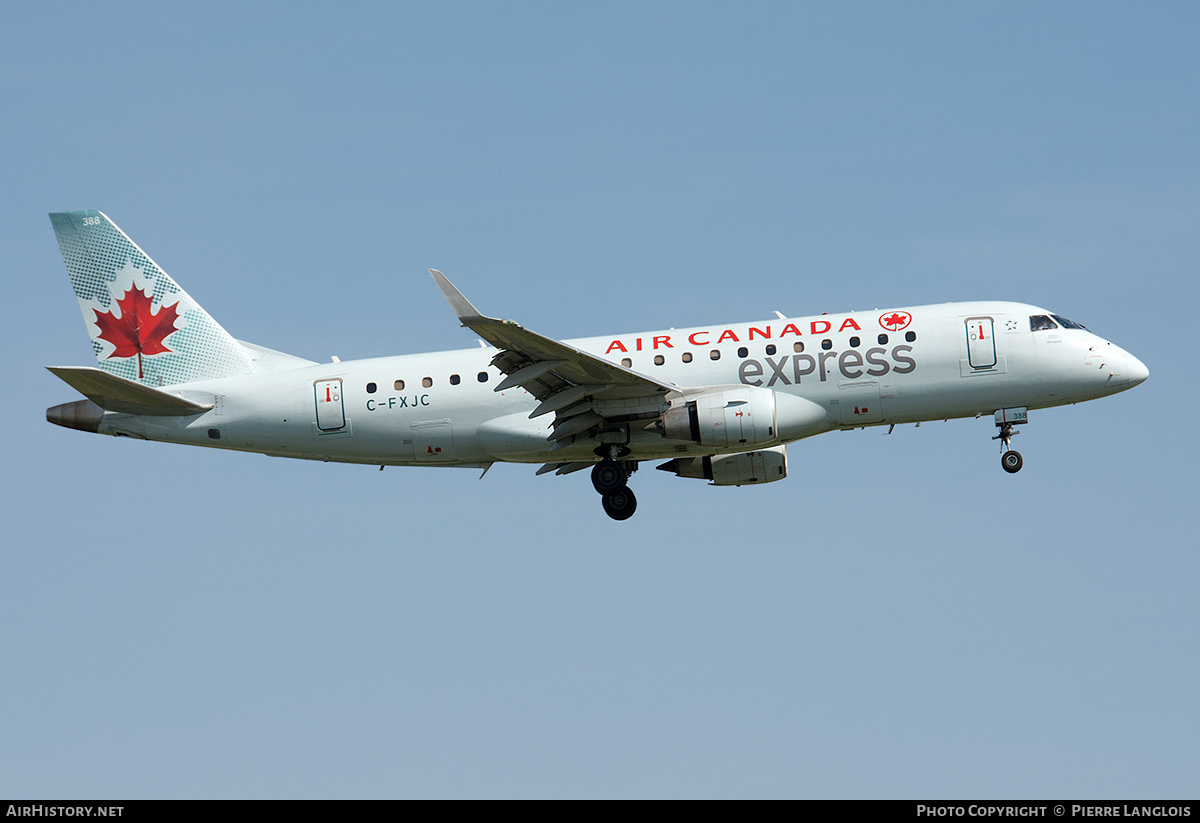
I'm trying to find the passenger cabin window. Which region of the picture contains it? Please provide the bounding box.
[1030,315,1058,332]
[477,372,488,383]
[366,382,377,394]
[878,334,888,345]
[449,374,461,385]
[422,377,433,388]
[653,354,665,366]
[821,339,832,350]
[765,344,776,356]
[849,336,860,348]
[905,331,916,342]
[394,380,405,391]
[737,347,748,358]
[621,358,632,367]
[710,350,721,360]
[793,342,804,353]
[1052,314,1088,330]
[682,352,693,363]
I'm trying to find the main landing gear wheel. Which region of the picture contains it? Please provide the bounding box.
[602,487,637,521]
[1001,450,1024,474]
[591,459,627,494]
[592,456,639,520]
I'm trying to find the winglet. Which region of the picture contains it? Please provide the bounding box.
[429,269,485,322]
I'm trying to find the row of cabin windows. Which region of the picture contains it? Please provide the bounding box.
[364,372,490,393]
[363,331,923,388]
[619,331,917,367]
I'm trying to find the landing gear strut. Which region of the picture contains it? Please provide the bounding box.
[591,458,638,520]
[992,408,1027,474]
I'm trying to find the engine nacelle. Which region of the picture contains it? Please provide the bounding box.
[657,445,788,486]
[657,386,778,449]
[653,387,829,448]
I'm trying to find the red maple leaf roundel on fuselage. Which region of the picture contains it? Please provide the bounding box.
[880,311,912,332]
[93,284,181,378]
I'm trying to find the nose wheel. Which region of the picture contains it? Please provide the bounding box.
[591,458,639,520]
[1001,449,1023,473]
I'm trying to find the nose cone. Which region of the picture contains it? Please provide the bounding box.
[1126,353,1150,387]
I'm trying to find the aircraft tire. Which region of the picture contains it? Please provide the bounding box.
[602,488,637,521]
[591,459,627,494]
[1001,450,1023,474]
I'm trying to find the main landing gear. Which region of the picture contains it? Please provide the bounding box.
[591,458,638,520]
[992,408,1027,474]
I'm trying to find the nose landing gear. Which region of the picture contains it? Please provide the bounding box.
[591,457,638,520]
[992,407,1027,474]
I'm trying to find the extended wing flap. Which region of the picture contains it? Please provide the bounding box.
[47,366,214,416]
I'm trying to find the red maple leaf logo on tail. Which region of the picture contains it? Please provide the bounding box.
[93,284,180,378]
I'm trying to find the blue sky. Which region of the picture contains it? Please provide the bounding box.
[3,2,1197,798]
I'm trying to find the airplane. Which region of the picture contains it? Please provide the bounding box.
[45,211,1149,520]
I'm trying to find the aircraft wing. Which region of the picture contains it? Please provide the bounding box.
[430,270,682,455]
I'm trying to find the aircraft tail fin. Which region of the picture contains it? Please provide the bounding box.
[49,211,255,386]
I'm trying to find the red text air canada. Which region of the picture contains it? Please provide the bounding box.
[603,316,870,355]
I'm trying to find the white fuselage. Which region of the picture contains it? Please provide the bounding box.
[91,301,1148,467]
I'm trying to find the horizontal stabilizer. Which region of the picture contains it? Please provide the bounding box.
[47,366,213,416]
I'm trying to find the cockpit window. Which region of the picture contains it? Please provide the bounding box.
[1051,314,1088,330]
[1029,315,1059,332]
